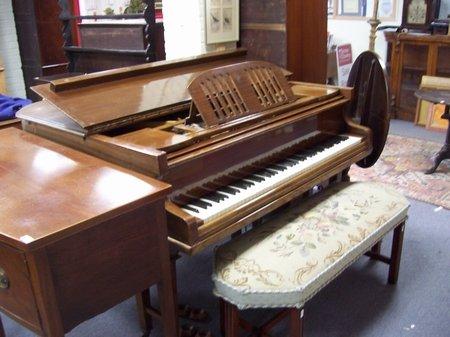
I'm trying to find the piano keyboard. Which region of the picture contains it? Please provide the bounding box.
[176,133,362,222]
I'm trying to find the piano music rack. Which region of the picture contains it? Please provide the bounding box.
[188,61,296,127]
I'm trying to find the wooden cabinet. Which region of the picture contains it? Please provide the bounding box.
[0,128,176,337]
[385,32,450,121]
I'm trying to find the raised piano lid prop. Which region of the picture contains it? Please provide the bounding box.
[0,128,176,337]
[18,49,389,255]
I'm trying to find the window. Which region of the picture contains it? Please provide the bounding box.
[328,0,397,20]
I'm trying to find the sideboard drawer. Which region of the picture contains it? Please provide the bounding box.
[0,245,40,331]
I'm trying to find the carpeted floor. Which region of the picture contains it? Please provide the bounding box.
[350,135,449,209]
[2,120,450,337]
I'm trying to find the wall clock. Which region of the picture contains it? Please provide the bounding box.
[401,0,441,31]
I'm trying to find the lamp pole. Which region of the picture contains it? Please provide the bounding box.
[368,0,381,51]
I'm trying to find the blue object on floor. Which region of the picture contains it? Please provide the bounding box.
[0,94,31,121]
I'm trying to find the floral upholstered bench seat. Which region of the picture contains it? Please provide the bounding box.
[213,182,410,337]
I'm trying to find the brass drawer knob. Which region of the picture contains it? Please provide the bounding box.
[0,268,9,290]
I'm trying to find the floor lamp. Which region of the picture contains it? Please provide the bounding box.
[368,0,381,51]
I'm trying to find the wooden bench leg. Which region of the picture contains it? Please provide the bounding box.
[289,308,304,337]
[371,241,382,255]
[388,222,406,285]
[219,298,226,337]
[0,315,5,337]
[223,302,239,337]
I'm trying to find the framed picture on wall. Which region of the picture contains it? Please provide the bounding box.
[340,0,366,16]
[206,0,239,44]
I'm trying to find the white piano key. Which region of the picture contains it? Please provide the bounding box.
[182,135,362,221]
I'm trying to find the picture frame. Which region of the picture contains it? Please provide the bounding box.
[206,0,239,44]
[401,0,440,32]
[340,0,366,16]
[426,103,448,132]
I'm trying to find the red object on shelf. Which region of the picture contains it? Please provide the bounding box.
[156,8,163,20]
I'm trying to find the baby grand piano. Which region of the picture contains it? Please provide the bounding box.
[18,49,389,257]
[18,49,390,336]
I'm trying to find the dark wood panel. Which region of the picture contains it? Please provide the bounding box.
[71,49,147,73]
[240,0,327,83]
[0,245,40,332]
[240,29,287,68]
[240,0,286,23]
[12,0,42,100]
[33,0,67,66]
[46,203,163,331]
[286,0,327,83]
[80,24,147,50]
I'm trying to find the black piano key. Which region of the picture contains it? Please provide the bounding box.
[241,180,255,187]
[262,169,277,177]
[216,192,229,199]
[183,205,200,213]
[287,157,300,163]
[336,135,348,141]
[191,200,212,209]
[232,182,249,190]
[258,171,272,178]
[280,160,295,167]
[269,164,286,171]
[292,154,307,161]
[246,175,265,183]
[219,186,240,195]
[202,194,222,203]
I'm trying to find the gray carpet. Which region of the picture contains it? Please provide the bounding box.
[3,120,449,337]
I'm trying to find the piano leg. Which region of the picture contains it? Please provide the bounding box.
[342,167,351,182]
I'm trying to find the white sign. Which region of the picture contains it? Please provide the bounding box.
[336,44,353,86]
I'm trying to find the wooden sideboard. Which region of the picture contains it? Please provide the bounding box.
[0,128,176,337]
[384,32,450,121]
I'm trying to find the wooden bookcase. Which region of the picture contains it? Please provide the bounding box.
[384,32,450,121]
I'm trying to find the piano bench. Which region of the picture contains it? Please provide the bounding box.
[212,182,410,337]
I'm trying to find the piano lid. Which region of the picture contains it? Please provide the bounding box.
[23,49,248,135]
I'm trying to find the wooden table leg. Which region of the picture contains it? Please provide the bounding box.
[136,289,153,336]
[389,222,406,284]
[151,248,179,337]
[426,106,450,174]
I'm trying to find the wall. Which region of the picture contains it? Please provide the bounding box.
[440,0,450,18]
[328,0,404,62]
[0,0,26,97]
[163,0,236,60]
[329,0,450,63]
